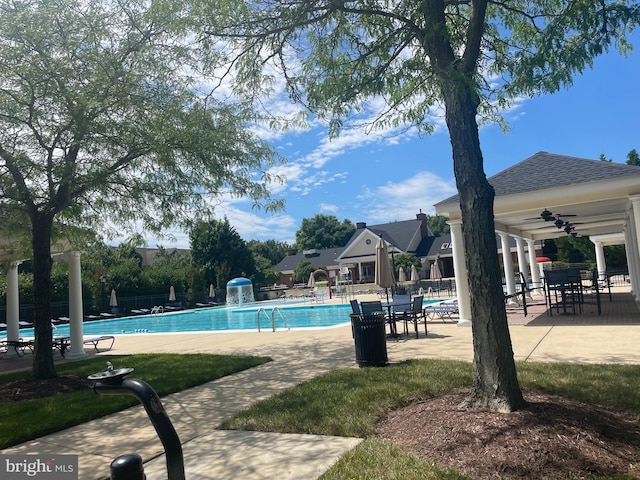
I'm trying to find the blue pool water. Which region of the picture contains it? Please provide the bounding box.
[3,299,444,336]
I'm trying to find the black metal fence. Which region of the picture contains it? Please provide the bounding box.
[0,290,213,323]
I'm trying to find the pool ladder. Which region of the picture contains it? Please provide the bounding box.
[256,307,289,332]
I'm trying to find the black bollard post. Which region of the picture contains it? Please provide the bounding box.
[110,454,146,480]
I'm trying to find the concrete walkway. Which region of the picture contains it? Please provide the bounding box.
[3,289,640,479]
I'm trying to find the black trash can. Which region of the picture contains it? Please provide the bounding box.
[350,312,388,367]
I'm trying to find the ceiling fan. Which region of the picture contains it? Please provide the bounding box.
[525,209,577,222]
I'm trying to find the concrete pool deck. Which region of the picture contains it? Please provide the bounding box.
[2,287,640,479]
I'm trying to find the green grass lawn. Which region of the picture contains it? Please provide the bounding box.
[221,359,640,479]
[0,353,270,449]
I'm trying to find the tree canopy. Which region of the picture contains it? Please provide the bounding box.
[200,0,640,411]
[0,0,283,378]
[295,214,355,250]
[190,218,256,292]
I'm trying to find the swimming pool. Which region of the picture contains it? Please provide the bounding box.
[3,299,444,336]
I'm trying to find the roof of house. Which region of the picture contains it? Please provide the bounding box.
[436,151,640,205]
[344,218,429,254]
[275,247,345,273]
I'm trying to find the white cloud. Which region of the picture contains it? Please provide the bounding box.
[361,171,457,223]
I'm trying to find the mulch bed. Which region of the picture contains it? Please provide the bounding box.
[0,375,92,402]
[377,392,640,479]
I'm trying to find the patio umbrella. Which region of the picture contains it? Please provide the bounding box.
[398,267,407,283]
[430,260,442,280]
[411,265,420,283]
[169,285,176,302]
[109,289,118,307]
[374,237,395,303]
[307,272,316,288]
[208,284,215,299]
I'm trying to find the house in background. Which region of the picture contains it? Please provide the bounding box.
[275,247,346,287]
[336,211,434,283]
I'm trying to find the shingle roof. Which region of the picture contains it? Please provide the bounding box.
[344,219,424,253]
[435,151,640,205]
[275,247,345,273]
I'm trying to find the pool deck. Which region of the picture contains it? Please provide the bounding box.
[2,287,640,479]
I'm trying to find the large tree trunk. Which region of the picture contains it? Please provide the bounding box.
[31,212,56,379]
[442,81,525,412]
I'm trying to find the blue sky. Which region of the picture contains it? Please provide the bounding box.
[153,33,640,249]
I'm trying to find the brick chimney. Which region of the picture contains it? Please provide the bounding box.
[287,248,298,256]
[356,222,367,229]
[416,210,428,238]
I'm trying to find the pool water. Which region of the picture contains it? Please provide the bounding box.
[3,299,444,336]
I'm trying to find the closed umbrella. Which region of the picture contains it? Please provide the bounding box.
[109,289,118,307]
[169,285,176,302]
[375,237,395,303]
[411,265,420,283]
[208,284,215,299]
[398,267,407,283]
[430,260,442,280]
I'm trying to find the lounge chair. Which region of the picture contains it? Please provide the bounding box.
[423,301,459,322]
[83,335,115,352]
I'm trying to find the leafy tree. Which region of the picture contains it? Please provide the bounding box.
[293,260,317,284]
[295,215,355,250]
[427,215,450,236]
[605,245,628,271]
[190,219,256,293]
[247,239,292,266]
[554,236,596,264]
[626,149,640,166]
[141,247,201,300]
[202,1,639,411]
[252,255,281,287]
[0,0,282,379]
[599,153,613,162]
[393,254,422,279]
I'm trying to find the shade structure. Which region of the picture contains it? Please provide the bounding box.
[375,237,395,303]
[410,265,419,283]
[208,283,215,298]
[398,267,407,283]
[109,289,118,307]
[430,260,442,280]
[169,285,176,302]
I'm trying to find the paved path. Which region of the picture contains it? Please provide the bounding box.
[2,289,640,479]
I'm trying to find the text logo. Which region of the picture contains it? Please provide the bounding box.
[0,455,78,479]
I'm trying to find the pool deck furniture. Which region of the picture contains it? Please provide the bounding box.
[423,302,459,322]
[83,335,115,353]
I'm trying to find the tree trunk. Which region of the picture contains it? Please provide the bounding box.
[31,212,56,379]
[442,81,525,412]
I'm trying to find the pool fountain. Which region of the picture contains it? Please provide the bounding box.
[226,277,255,307]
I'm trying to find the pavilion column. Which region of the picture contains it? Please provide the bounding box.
[593,241,607,277]
[498,232,517,304]
[526,239,542,295]
[67,251,87,359]
[4,261,22,356]
[624,220,639,298]
[448,220,471,325]
[514,236,532,300]
[629,196,640,297]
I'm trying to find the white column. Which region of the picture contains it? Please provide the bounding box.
[499,232,517,304]
[526,239,542,296]
[448,220,471,325]
[514,236,532,300]
[624,222,639,297]
[594,241,607,277]
[629,198,640,298]
[4,261,22,356]
[67,251,87,359]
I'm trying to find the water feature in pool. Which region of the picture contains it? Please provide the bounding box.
[2,299,445,336]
